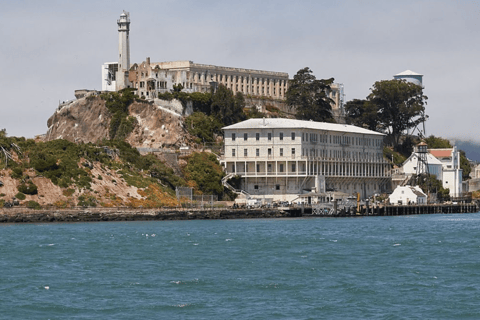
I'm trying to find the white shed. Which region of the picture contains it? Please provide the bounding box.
[389,186,427,205]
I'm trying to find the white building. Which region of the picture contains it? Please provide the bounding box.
[429,147,463,198]
[402,152,443,180]
[399,146,463,198]
[221,118,391,202]
[389,186,427,205]
[100,13,345,121]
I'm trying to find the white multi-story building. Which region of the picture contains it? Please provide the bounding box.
[400,145,463,198]
[221,118,391,202]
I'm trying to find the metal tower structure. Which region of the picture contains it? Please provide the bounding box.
[415,141,429,177]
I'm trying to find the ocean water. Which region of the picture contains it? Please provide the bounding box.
[1,213,480,319]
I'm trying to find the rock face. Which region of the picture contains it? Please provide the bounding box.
[126,101,187,149]
[46,97,109,143]
[45,95,189,149]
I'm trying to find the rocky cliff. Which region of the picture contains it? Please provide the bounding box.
[45,94,190,149]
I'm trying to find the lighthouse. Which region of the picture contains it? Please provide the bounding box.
[116,11,131,90]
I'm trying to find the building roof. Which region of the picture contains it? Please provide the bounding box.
[409,186,427,198]
[222,118,385,136]
[395,70,423,76]
[429,149,453,158]
[390,186,427,198]
[403,152,443,166]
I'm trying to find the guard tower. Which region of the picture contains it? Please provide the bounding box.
[116,11,131,90]
[415,141,429,176]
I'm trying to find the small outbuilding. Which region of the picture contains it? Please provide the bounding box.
[389,186,427,205]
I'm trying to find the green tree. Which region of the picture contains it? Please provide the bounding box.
[424,135,451,148]
[183,152,225,196]
[414,174,450,202]
[185,112,223,143]
[367,79,428,149]
[286,67,334,122]
[210,84,246,126]
[460,150,471,180]
[344,99,381,131]
[189,92,212,114]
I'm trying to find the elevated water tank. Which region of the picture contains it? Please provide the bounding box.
[393,70,423,87]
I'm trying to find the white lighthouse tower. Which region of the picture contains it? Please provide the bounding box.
[116,11,131,90]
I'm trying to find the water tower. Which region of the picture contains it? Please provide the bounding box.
[394,70,423,87]
[415,141,429,176]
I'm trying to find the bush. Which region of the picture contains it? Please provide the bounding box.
[77,195,97,207]
[17,182,38,195]
[11,167,23,179]
[15,192,26,200]
[27,200,41,210]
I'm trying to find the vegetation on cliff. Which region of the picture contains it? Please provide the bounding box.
[0,131,231,208]
[100,89,139,140]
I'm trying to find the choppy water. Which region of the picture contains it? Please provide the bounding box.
[1,213,480,319]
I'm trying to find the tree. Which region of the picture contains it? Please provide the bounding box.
[286,67,335,122]
[183,152,225,196]
[344,99,381,131]
[367,79,428,150]
[460,150,471,180]
[425,135,451,148]
[210,84,246,126]
[185,112,223,143]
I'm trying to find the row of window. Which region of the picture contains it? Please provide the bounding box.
[232,132,296,142]
[302,133,382,148]
[231,132,381,148]
[232,147,296,157]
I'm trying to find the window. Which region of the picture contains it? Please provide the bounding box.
[244,149,248,157]
[292,164,296,172]
[256,164,260,172]
[292,148,295,156]
[232,133,236,141]
[268,148,272,156]
[279,164,284,172]
[268,164,272,172]
[256,133,260,141]
[280,132,284,140]
[291,132,295,140]
[256,148,259,157]
[254,185,259,190]
[280,148,284,156]
[232,149,235,156]
[268,133,272,141]
[276,185,280,190]
[244,133,248,141]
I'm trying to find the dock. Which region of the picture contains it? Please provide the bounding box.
[286,203,479,217]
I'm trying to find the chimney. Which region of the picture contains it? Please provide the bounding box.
[146,57,150,65]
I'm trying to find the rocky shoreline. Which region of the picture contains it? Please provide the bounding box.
[0,207,290,223]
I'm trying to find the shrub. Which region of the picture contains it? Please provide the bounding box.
[17,182,38,195]
[15,192,26,200]
[26,200,41,210]
[11,167,23,179]
[77,195,97,207]
[63,188,75,197]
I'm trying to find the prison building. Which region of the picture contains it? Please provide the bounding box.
[221,118,391,202]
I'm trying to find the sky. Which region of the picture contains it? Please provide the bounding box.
[1,0,480,140]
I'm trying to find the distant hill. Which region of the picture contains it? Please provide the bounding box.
[450,139,480,162]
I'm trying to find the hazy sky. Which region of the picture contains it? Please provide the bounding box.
[2,0,480,140]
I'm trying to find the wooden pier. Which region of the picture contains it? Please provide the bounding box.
[287,203,479,217]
